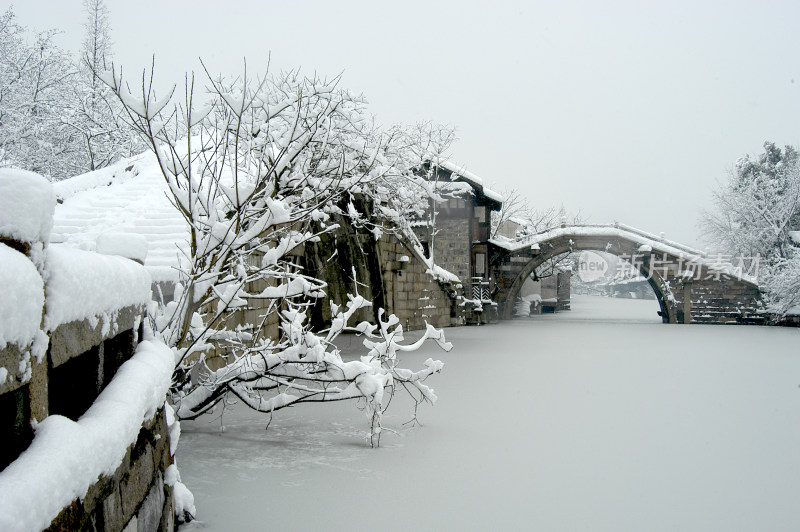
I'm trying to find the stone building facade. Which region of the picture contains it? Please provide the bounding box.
[377,234,459,330]
[412,161,503,323]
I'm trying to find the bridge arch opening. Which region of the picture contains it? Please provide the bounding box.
[509,250,669,322]
[493,232,682,324]
[502,247,675,323]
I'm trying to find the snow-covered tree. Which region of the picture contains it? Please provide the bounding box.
[0,8,80,179]
[64,0,143,171]
[702,142,800,260]
[701,141,800,315]
[103,62,449,445]
[0,5,140,178]
[490,188,529,239]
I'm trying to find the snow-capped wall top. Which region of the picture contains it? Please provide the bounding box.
[0,339,173,532]
[437,160,503,206]
[0,168,56,243]
[51,154,145,202]
[0,244,44,351]
[44,244,152,331]
[50,151,188,283]
[96,232,148,264]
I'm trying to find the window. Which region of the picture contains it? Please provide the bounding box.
[475,252,486,275]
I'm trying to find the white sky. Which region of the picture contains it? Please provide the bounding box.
[7,0,800,246]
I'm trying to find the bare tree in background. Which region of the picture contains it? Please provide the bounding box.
[491,189,583,279]
[396,121,458,264]
[490,188,529,239]
[0,8,79,179]
[67,0,143,171]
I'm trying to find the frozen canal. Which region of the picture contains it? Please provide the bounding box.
[178,296,800,531]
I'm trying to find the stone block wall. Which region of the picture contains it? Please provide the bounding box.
[428,218,471,283]
[378,234,461,330]
[674,276,763,324]
[0,287,175,531]
[44,407,174,531]
[300,203,462,332]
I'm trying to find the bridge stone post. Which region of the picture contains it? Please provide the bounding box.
[682,280,693,324]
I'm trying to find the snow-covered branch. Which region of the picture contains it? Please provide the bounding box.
[173,297,449,447]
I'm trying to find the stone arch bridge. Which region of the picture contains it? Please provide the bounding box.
[489,224,763,324]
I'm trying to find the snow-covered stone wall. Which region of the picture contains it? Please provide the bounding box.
[0,169,178,531]
[423,218,471,284]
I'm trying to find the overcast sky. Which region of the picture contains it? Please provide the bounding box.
[8,0,800,246]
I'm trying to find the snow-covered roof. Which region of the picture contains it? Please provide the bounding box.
[789,231,800,245]
[436,160,503,207]
[50,153,188,283]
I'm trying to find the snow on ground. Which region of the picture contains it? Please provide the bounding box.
[177,295,800,532]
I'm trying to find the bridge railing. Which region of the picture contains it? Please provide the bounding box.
[496,223,707,258]
[612,223,707,258]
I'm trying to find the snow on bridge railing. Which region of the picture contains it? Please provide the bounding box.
[489,223,759,286]
[490,223,705,255]
[612,223,707,258]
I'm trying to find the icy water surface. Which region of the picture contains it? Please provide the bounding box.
[178,296,800,531]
